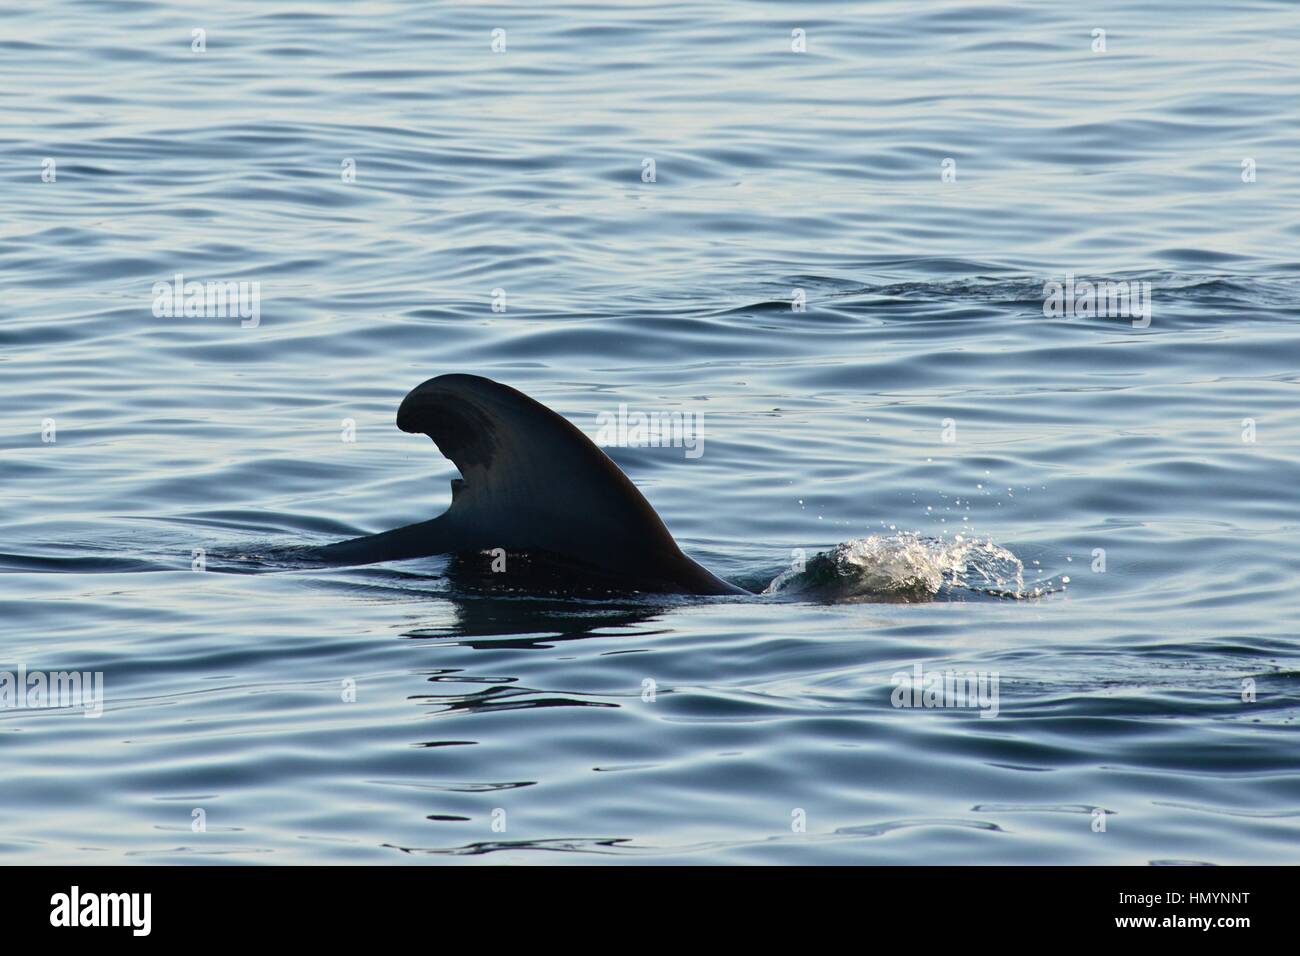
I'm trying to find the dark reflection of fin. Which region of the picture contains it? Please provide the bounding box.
[402,576,674,650]
[439,549,694,598]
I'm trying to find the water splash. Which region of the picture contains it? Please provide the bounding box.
[763,533,1047,603]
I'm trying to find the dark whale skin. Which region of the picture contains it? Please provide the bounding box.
[309,374,746,596]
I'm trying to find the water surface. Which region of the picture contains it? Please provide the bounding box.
[2,0,1299,864]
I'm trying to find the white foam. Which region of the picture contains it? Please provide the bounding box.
[763,533,1041,602]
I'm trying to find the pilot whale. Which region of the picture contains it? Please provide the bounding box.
[309,374,748,595]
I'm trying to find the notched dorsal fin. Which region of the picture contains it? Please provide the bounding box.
[395,374,675,553]
[317,374,742,595]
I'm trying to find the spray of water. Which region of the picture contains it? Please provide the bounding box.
[762,532,1046,602]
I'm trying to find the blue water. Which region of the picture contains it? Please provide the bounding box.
[2,0,1299,864]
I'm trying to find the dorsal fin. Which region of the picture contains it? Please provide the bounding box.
[313,374,743,595]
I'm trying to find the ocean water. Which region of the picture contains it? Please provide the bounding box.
[2,0,1299,865]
